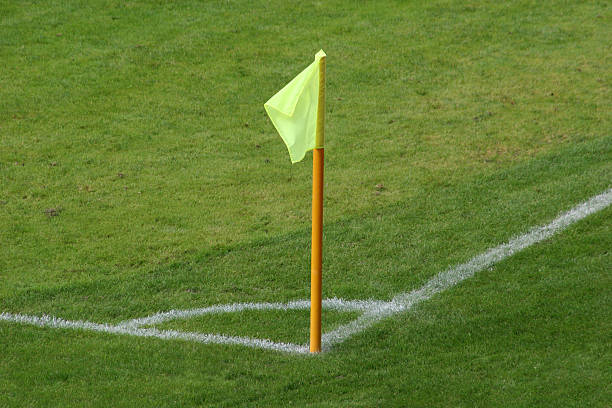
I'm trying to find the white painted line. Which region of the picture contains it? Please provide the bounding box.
[321,188,612,350]
[1,188,610,353]
[117,298,390,328]
[0,312,309,354]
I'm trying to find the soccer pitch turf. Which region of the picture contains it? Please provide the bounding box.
[1,0,610,406]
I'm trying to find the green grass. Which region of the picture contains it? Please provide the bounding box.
[1,0,611,406]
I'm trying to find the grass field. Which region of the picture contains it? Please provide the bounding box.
[1,0,611,406]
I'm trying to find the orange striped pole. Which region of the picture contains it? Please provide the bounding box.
[310,53,325,353]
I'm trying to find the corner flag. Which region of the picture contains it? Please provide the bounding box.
[264,50,326,353]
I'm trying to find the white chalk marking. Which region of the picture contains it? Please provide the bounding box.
[321,187,612,350]
[1,188,610,353]
[117,298,389,328]
[0,312,308,354]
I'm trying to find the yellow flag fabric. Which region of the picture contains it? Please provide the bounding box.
[264,50,326,163]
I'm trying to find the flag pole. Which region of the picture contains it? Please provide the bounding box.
[310,53,325,353]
